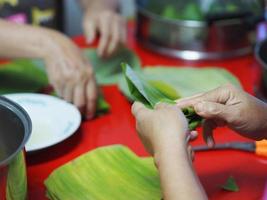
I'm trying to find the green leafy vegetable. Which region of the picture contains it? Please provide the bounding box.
[6,151,27,200]
[221,176,239,192]
[45,145,162,200]
[122,63,202,130]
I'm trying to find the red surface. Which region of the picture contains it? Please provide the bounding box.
[27,24,267,200]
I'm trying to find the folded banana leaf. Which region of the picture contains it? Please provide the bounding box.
[122,63,202,130]
[45,145,162,200]
[84,48,141,85]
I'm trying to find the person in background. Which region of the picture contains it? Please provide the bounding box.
[0,0,126,119]
[132,84,267,200]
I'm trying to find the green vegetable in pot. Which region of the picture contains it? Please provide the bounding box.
[181,3,204,21]
[121,63,202,130]
[6,151,27,200]
[161,5,181,19]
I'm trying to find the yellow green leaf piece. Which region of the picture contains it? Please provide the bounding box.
[6,151,27,200]
[45,145,162,200]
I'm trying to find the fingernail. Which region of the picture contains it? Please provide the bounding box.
[207,138,214,148]
[86,37,93,44]
[86,114,94,120]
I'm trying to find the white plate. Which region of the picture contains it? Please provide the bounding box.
[4,93,81,152]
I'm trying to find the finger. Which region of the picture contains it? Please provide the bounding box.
[154,102,169,110]
[107,16,121,56]
[62,83,74,103]
[73,81,86,115]
[194,101,230,121]
[120,20,127,45]
[84,19,97,44]
[131,102,147,116]
[97,17,111,57]
[189,130,198,141]
[85,77,97,120]
[203,119,216,148]
[176,85,233,108]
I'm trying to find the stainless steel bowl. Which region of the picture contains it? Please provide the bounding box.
[0,96,31,200]
[136,0,264,60]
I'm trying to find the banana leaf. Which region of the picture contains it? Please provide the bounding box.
[6,151,27,200]
[45,145,162,200]
[119,66,241,100]
[122,63,202,130]
[221,176,239,192]
[84,48,141,85]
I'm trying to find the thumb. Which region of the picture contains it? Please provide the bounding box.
[194,101,231,121]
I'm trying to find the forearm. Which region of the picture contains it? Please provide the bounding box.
[154,141,208,200]
[0,19,48,59]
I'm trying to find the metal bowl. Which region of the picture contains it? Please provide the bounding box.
[0,96,31,199]
[136,0,264,60]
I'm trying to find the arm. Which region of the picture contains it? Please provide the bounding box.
[132,102,208,200]
[155,140,207,200]
[0,19,47,59]
[0,19,97,119]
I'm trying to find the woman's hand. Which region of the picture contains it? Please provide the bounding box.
[42,29,97,119]
[82,3,126,57]
[176,84,267,147]
[131,102,189,155]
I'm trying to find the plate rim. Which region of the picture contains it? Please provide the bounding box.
[4,93,82,152]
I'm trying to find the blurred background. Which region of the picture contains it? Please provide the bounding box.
[64,0,135,36]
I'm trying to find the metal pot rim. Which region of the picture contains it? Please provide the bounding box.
[0,96,32,166]
[137,6,207,28]
[255,39,267,71]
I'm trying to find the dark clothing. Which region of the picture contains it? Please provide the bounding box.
[0,0,63,30]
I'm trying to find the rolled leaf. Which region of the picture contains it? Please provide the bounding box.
[122,63,202,130]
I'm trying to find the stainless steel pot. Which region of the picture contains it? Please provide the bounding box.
[136,0,264,60]
[0,96,31,200]
[255,38,267,101]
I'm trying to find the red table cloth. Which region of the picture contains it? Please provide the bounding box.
[27,24,267,200]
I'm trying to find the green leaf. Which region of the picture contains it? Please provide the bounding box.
[221,176,239,192]
[122,63,202,130]
[0,59,48,94]
[45,145,162,200]
[6,151,27,200]
[119,66,241,100]
[84,48,141,85]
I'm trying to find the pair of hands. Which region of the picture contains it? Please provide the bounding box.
[132,84,267,156]
[42,6,126,119]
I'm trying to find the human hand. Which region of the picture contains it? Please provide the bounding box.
[42,29,97,119]
[176,84,267,147]
[83,9,126,57]
[131,102,190,155]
